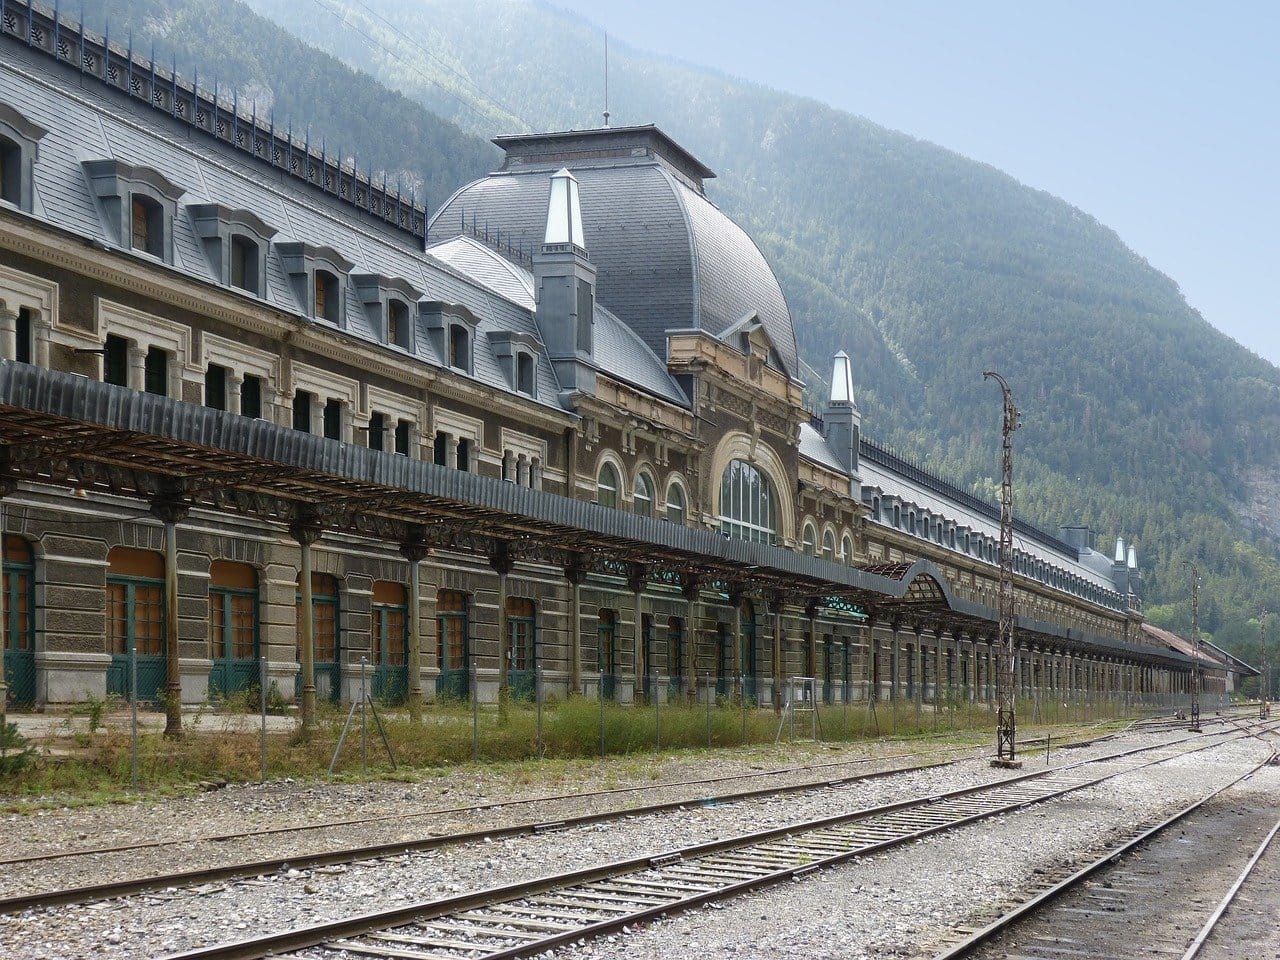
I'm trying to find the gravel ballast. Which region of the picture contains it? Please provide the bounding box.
[0,725,1266,959]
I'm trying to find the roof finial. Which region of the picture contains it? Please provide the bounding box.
[829,349,855,406]
[544,167,585,248]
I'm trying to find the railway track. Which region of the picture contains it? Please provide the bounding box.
[932,740,1280,959]
[0,725,1131,912]
[155,720,1279,960]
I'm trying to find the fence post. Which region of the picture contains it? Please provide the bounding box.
[360,656,368,779]
[705,673,712,747]
[471,660,479,762]
[536,663,544,756]
[130,644,139,791]
[259,655,268,784]
[599,676,605,757]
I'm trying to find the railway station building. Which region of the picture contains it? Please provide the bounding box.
[0,8,1239,723]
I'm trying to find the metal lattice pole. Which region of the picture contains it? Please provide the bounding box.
[1184,561,1202,731]
[1260,609,1269,720]
[984,371,1021,765]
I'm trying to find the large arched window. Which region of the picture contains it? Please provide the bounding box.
[597,462,620,510]
[802,523,817,556]
[822,530,835,562]
[718,459,777,544]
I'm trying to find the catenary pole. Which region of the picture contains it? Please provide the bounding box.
[984,371,1021,768]
[1183,560,1202,731]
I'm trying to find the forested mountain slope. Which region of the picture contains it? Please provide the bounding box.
[71,0,1280,664]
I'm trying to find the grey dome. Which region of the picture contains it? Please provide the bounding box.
[430,126,799,377]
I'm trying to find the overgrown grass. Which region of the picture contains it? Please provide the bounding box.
[0,694,1158,806]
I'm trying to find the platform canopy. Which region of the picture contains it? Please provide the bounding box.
[0,362,1189,667]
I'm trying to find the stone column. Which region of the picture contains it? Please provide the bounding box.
[291,515,323,735]
[516,455,530,487]
[308,397,323,436]
[127,343,146,391]
[0,308,16,361]
[400,531,430,721]
[151,493,191,739]
[226,372,243,416]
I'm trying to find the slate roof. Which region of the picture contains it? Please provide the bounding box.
[0,35,690,414]
[428,236,688,407]
[431,144,799,378]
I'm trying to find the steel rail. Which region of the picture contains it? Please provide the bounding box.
[0,737,994,869]
[156,722,1279,960]
[0,726,1134,911]
[930,747,1280,959]
[0,749,974,913]
[1180,813,1280,960]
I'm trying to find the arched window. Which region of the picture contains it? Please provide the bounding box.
[822,530,835,562]
[387,299,409,348]
[718,459,777,544]
[130,194,164,257]
[597,462,620,509]
[665,482,687,526]
[801,523,816,556]
[314,270,340,323]
[841,534,854,564]
[634,472,654,517]
[230,235,259,294]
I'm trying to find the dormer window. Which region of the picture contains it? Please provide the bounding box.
[130,195,164,258]
[516,352,535,396]
[230,235,259,293]
[387,300,408,349]
[449,323,471,373]
[0,105,46,212]
[276,241,353,327]
[315,270,340,323]
[189,205,276,296]
[84,159,183,263]
[0,136,21,206]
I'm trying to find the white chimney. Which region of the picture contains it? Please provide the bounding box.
[543,168,585,248]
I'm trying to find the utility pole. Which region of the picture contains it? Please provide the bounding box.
[1261,609,1270,720]
[1183,561,1201,732]
[984,371,1021,768]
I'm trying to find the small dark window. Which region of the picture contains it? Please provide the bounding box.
[394,420,411,456]
[292,389,313,432]
[387,299,409,348]
[576,277,593,353]
[516,352,535,395]
[433,432,447,466]
[15,307,32,364]
[241,374,263,419]
[448,324,470,371]
[0,136,22,206]
[130,194,164,258]
[314,270,340,323]
[230,235,259,294]
[205,364,228,410]
[104,334,129,386]
[456,437,472,473]
[323,398,342,440]
[368,411,385,451]
[143,346,169,396]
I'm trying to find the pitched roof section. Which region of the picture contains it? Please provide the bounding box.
[1,37,568,411]
[431,143,799,378]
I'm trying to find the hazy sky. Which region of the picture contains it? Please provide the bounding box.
[554,1,1280,365]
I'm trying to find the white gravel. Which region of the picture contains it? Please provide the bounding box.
[0,726,1261,959]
